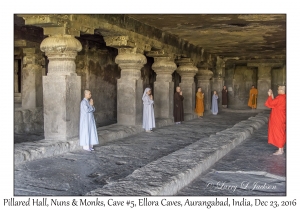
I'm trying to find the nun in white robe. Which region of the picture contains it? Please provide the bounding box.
[79,98,99,150]
[142,88,155,132]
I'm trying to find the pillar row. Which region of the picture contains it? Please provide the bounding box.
[151,56,177,119]
[21,48,43,109]
[40,34,82,140]
[115,48,147,126]
[196,69,213,111]
[176,59,198,115]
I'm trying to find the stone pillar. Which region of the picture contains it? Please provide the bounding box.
[248,62,283,109]
[40,35,82,140]
[21,48,43,109]
[212,56,225,107]
[196,69,213,111]
[282,64,286,86]
[115,48,146,125]
[14,60,19,93]
[151,56,177,119]
[104,36,147,126]
[176,58,198,115]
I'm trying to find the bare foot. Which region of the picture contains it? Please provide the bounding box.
[273,150,284,155]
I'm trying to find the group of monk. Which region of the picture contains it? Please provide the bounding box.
[79,84,286,156]
[194,86,228,118]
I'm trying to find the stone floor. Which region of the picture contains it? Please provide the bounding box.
[14,109,275,196]
[177,123,286,196]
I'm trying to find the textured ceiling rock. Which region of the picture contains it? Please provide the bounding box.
[128,14,286,60]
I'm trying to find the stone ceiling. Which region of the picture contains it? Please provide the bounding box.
[127,14,286,60]
[14,14,286,62]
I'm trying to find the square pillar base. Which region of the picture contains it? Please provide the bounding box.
[154,81,174,118]
[117,78,143,125]
[43,75,81,140]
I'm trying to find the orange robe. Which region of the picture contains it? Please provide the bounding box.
[248,88,258,108]
[265,94,286,148]
[195,92,204,116]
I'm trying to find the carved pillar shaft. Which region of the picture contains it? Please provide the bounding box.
[196,69,213,111]
[21,48,43,109]
[256,65,272,109]
[14,60,19,93]
[176,59,198,115]
[151,57,177,119]
[41,35,82,140]
[115,48,146,125]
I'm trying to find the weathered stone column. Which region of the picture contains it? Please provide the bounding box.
[282,64,286,86]
[14,60,19,93]
[147,51,177,119]
[21,48,43,109]
[212,56,225,106]
[248,62,283,109]
[196,69,213,111]
[115,48,146,125]
[176,58,198,115]
[104,36,147,126]
[40,34,82,140]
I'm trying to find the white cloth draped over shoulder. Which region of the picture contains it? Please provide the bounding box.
[79,98,99,146]
[142,88,155,131]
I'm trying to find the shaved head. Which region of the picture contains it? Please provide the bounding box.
[278,86,286,94]
[84,90,92,99]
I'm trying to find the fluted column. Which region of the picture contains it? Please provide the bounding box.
[21,48,43,109]
[196,69,213,111]
[248,62,283,109]
[147,53,177,119]
[176,58,198,115]
[41,34,82,140]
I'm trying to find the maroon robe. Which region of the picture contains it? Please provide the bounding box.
[174,92,184,122]
[222,89,228,105]
[265,94,286,148]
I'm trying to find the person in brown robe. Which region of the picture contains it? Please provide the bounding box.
[222,85,228,108]
[174,86,184,124]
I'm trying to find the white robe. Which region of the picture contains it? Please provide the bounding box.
[142,88,155,130]
[79,98,99,146]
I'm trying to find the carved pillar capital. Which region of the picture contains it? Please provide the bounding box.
[40,34,82,76]
[176,58,198,80]
[196,69,214,81]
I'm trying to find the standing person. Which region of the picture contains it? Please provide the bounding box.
[211,90,219,115]
[79,90,99,151]
[195,87,204,118]
[142,87,155,133]
[222,85,228,108]
[265,86,286,155]
[174,86,184,124]
[248,85,258,109]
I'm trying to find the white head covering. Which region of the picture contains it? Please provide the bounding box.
[142,88,151,100]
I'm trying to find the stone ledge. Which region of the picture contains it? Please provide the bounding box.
[15,116,197,165]
[86,112,269,196]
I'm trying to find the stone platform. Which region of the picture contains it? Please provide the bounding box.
[14,110,268,196]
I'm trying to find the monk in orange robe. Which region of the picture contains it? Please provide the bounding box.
[195,87,204,118]
[264,86,286,155]
[248,85,258,109]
